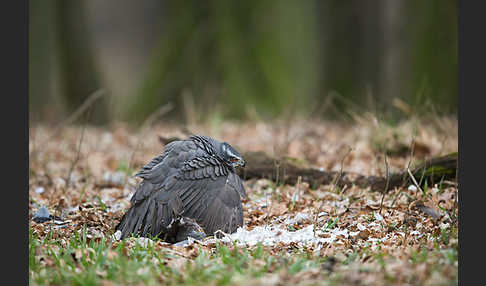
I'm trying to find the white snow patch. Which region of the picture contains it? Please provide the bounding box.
[112,230,122,241]
[440,222,450,230]
[284,213,311,225]
[366,234,393,249]
[109,202,129,213]
[101,171,126,187]
[357,223,367,231]
[367,222,380,228]
[216,224,349,247]
[374,212,384,221]
[136,237,154,247]
[318,212,328,217]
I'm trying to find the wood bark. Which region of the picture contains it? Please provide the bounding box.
[236,151,457,192]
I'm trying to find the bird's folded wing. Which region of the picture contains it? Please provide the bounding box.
[169,173,244,235]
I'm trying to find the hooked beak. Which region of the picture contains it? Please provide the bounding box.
[234,159,245,168]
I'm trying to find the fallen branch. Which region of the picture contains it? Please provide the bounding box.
[239,151,457,191]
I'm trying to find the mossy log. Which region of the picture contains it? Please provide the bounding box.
[158,135,457,192]
[236,152,457,192]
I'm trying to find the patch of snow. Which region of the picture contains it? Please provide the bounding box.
[367,222,380,228]
[108,202,129,213]
[216,224,349,247]
[366,199,379,206]
[136,237,154,247]
[349,231,360,237]
[440,222,450,230]
[174,237,196,247]
[112,230,122,241]
[102,171,126,187]
[284,213,311,225]
[374,212,384,221]
[64,206,79,215]
[357,223,366,231]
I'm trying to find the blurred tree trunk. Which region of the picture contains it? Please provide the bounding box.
[408,0,457,111]
[319,0,382,115]
[378,0,410,115]
[355,1,382,113]
[29,0,57,123]
[54,0,108,124]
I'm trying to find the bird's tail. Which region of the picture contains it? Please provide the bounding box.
[115,191,183,240]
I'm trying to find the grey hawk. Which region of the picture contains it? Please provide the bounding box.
[115,135,246,242]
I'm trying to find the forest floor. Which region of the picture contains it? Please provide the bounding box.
[29,115,458,285]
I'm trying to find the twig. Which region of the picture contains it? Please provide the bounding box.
[417,162,428,194]
[379,154,390,214]
[296,175,302,196]
[275,160,280,186]
[401,138,416,186]
[265,184,273,229]
[64,105,92,192]
[339,184,349,195]
[38,89,105,149]
[391,137,416,216]
[451,161,459,224]
[330,146,353,193]
[407,168,424,194]
[61,89,105,128]
[265,158,281,228]
[314,146,352,237]
[384,154,390,191]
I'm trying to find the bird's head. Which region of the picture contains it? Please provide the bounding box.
[220,142,245,169]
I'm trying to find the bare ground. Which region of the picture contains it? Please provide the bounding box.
[29,115,458,285]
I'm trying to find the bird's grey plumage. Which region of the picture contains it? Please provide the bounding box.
[115,135,246,242]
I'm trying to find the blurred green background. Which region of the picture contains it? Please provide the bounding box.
[29,0,457,125]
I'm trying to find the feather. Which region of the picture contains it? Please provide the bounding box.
[214,165,221,177]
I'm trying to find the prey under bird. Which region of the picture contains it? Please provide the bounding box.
[115,135,246,242]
